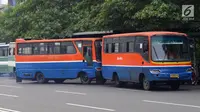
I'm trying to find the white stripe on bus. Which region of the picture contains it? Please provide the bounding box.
[16,60,101,64]
[0,62,8,65]
[8,61,16,67]
[103,65,191,68]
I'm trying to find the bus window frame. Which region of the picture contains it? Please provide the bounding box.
[16,41,77,56]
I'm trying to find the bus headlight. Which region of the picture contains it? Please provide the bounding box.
[150,70,160,75]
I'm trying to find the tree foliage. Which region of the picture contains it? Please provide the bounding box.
[0,0,199,42]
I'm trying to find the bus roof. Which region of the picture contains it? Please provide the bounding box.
[103,31,187,38]
[16,38,101,43]
[70,31,114,38]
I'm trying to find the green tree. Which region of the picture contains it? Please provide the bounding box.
[0,0,199,42]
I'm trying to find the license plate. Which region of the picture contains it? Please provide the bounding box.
[170,74,179,78]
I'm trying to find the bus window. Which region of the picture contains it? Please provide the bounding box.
[108,44,112,53]
[128,42,134,52]
[32,43,40,55]
[114,43,119,53]
[60,41,76,54]
[54,42,61,54]
[83,46,93,66]
[67,45,76,54]
[0,47,8,56]
[39,43,48,55]
[75,41,83,53]
[135,36,149,61]
[135,37,144,53]
[105,44,109,53]
[120,36,135,53]
[9,48,12,55]
[17,43,32,55]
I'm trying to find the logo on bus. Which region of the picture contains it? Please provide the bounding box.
[117,57,123,60]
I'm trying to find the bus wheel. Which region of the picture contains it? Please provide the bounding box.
[36,72,48,84]
[16,77,22,83]
[80,73,92,84]
[54,79,65,84]
[142,76,152,90]
[170,82,180,90]
[114,75,125,87]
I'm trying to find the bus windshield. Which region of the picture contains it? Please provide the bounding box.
[151,35,190,62]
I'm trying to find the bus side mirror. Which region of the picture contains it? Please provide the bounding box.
[143,42,148,52]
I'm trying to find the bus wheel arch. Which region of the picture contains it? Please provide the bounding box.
[112,72,126,87]
[78,71,92,84]
[35,72,48,84]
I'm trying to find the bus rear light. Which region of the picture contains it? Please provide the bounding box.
[95,67,102,71]
[150,70,160,75]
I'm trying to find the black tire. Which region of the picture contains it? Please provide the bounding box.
[16,76,22,83]
[114,75,126,87]
[80,73,92,84]
[170,82,180,90]
[54,79,65,84]
[142,76,152,90]
[36,72,48,84]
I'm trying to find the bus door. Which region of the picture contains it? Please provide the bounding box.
[130,36,148,81]
[82,41,93,67]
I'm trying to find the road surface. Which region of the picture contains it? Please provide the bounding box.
[0,77,200,112]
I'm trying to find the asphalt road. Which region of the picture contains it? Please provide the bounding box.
[0,77,200,112]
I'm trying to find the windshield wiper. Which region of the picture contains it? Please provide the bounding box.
[153,46,159,59]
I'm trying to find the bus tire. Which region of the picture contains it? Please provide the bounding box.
[80,72,92,84]
[16,77,22,83]
[142,76,152,90]
[170,82,180,90]
[113,74,126,87]
[54,79,65,84]
[36,72,48,84]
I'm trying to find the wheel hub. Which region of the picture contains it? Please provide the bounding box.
[82,75,89,82]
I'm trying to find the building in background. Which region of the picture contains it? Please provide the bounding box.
[8,0,16,6]
[0,0,16,10]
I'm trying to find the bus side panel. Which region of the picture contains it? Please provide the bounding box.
[102,66,131,81]
[8,42,16,76]
[0,56,8,74]
[16,61,96,79]
[102,53,145,82]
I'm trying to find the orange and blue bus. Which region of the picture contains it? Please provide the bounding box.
[102,31,192,90]
[15,38,103,84]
